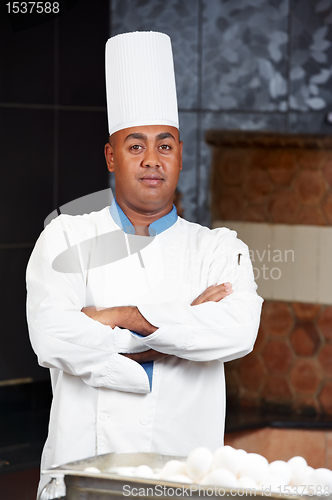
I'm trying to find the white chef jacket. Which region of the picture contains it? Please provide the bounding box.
[26,202,263,494]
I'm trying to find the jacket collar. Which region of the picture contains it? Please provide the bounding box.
[109,198,178,236]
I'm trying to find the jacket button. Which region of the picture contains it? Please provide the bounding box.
[140,418,148,425]
[100,412,109,421]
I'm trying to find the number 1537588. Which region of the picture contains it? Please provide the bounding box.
[6,2,60,14]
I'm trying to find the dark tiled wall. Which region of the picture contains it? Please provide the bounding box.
[110,0,332,226]
[0,0,109,383]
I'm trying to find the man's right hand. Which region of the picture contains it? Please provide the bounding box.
[190,282,233,306]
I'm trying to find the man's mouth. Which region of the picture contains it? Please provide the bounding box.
[139,174,164,186]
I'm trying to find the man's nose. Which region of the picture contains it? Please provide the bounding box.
[142,146,160,167]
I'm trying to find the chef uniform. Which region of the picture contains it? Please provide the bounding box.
[26,31,263,495]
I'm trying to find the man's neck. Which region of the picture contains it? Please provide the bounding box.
[116,199,173,236]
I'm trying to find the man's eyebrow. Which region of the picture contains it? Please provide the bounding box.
[156,132,176,141]
[124,133,147,141]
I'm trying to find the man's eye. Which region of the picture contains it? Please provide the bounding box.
[130,144,142,150]
[160,144,171,150]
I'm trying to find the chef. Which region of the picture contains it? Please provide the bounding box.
[26,31,263,495]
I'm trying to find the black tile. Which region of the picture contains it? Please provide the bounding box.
[178,112,198,223]
[111,0,199,110]
[58,0,109,106]
[0,380,51,413]
[0,3,13,39]
[0,20,54,104]
[0,248,47,382]
[201,0,289,112]
[288,112,332,134]
[289,0,332,112]
[0,108,54,244]
[58,110,109,206]
[0,381,51,449]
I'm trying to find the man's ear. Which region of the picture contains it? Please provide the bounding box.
[104,140,115,173]
[179,141,183,171]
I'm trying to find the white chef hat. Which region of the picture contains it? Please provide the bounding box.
[105,31,179,136]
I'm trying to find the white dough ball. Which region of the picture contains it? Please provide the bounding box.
[269,460,292,485]
[213,446,234,464]
[134,465,154,479]
[234,450,249,477]
[309,468,332,490]
[201,467,239,488]
[166,474,193,484]
[236,449,248,461]
[259,473,287,494]
[213,446,240,475]
[288,456,308,473]
[239,453,269,484]
[187,447,214,481]
[83,467,101,474]
[291,465,313,486]
[160,460,187,480]
[106,466,136,476]
[238,476,258,490]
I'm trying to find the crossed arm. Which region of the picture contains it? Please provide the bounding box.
[82,282,233,363]
[27,214,263,395]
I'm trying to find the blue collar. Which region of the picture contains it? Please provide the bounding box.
[109,198,178,236]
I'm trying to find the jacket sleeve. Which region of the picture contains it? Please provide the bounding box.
[26,216,151,394]
[135,230,263,362]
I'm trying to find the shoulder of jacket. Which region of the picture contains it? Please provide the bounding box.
[176,217,244,246]
[43,207,109,236]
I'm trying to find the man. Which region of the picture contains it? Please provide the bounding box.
[26,31,263,495]
[82,123,239,358]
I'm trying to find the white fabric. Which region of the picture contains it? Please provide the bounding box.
[105,32,179,136]
[26,208,263,494]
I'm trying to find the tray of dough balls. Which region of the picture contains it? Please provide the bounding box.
[45,446,332,500]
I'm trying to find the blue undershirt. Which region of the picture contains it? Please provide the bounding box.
[109,198,178,390]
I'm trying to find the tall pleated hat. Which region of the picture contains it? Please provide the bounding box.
[105,31,179,136]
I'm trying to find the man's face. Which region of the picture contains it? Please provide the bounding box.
[105,125,183,214]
